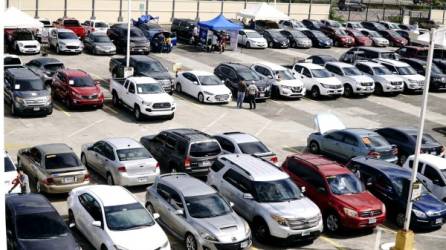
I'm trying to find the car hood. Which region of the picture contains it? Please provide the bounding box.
[316,77,342,86]
[413,193,446,216]
[401,74,425,81]
[200,85,232,95]
[16,40,40,46]
[108,224,168,250]
[59,39,82,46]
[259,197,320,218]
[314,112,346,134]
[139,92,174,103]
[94,42,115,47]
[316,37,331,43]
[191,212,248,243]
[271,36,288,42]
[336,192,383,211]
[375,74,404,82]
[130,37,148,43]
[71,86,101,96]
[15,90,49,98]
[372,37,389,43]
[277,79,304,87]
[247,37,267,43]
[17,235,79,250]
[348,75,374,83]
[296,37,312,43]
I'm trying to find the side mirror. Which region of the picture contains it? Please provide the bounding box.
[301,186,306,193]
[243,193,253,200]
[268,75,273,79]
[366,179,373,187]
[192,81,198,85]
[91,221,102,228]
[229,202,235,207]
[153,213,160,220]
[87,146,93,151]
[174,209,184,216]
[221,80,225,84]
[6,230,12,237]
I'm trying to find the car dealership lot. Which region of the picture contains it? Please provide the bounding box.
[5,45,446,250]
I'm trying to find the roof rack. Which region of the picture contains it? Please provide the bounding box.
[159,173,188,178]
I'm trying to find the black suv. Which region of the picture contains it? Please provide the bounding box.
[400,58,446,91]
[171,18,196,43]
[338,0,365,11]
[107,24,150,54]
[214,63,271,100]
[360,21,386,32]
[140,129,222,176]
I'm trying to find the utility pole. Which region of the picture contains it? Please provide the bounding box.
[118,0,123,22]
[126,0,131,68]
[91,0,96,20]
[35,0,39,18]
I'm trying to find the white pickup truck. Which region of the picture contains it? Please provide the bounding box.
[110,76,176,121]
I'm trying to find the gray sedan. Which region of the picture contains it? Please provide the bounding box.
[83,32,116,55]
[145,173,252,250]
[81,137,159,186]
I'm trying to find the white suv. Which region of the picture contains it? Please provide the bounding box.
[355,61,404,95]
[325,62,374,97]
[403,154,446,203]
[375,58,425,92]
[251,62,305,99]
[207,154,323,243]
[292,63,343,99]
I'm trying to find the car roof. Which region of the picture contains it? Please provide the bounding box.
[103,137,143,150]
[57,28,76,33]
[220,154,288,181]
[127,76,158,84]
[6,194,55,215]
[377,58,409,67]
[160,173,215,197]
[326,61,355,68]
[30,57,62,65]
[218,132,259,144]
[78,185,137,206]
[6,68,39,80]
[254,62,286,71]
[222,62,250,70]
[344,128,379,136]
[34,143,73,155]
[290,153,351,176]
[61,69,89,77]
[165,128,213,141]
[356,61,384,67]
[352,156,410,178]
[185,70,214,76]
[408,154,446,170]
[297,63,324,69]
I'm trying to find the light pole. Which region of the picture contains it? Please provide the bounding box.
[126,0,131,68]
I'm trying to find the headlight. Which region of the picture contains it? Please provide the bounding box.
[15,96,25,104]
[18,42,24,47]
[71,91,82,99]
[343,207,358,218]
[271,214,288,226]
[320,83,332,89]
[382,203,386,214]
[281,85,292,90]
[433,77,445,82]
[141,100,152,106]
[413,209,427,219]
[243,220,251,237]
[203,91,213,95]
[200,232,218,242]
[114,245,129,250]
[59,42,66,46]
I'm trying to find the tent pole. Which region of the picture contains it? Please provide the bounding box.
[64,0,67,18]
[288,0,291,16]
[145,0,149,15]
[35,0,39,18]
[196,0,200,21]
[308,0,313,19]
[91,0,96,20]
[118,0,123,21]
[220,0,224,15]
[171,0,176,21]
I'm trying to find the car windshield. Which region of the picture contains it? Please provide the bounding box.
[4,157,16,172]
[137,62,165,73]
[93,35,111,43]
[105,203,155,231]
[189,141,221,157]
[40,20,51,26]
[396,66,417,75]
[58,32,78,39]
[275,70,295,80]
[409,133,439,144]
[238,69,261,81]
[136,83,164,94]
[198,75,222,85]
[69,75,95,87]
[95,22,108,28]
[185,194,232,218]
[5,57,21,66]
[391,176,428,198]
[311,69,332,78]
[328,21,341,28]
[130,28,144,37]
[64,20,80,26]
[368,31,383,38]
[238,141,270,154]
[44,63,64,72]
[431,64,443,74]
[246,31,262,38]
[327,174,364,195]
[381,52,400,60]
[254,178,302,203]
[17,212,68,239]
[15,32,34,40]
[289,30,306,38]
[45,153,80,169]
[350,23,362,29]
[335,29,348,36]
[350,30,364,37]
[14,79,45,91]
[312,31,326,38]
[362,135,389,148]
[116,147,152,161]
[269,31,283,39]
[372,66,392,75]
[387,30,402,37]
[343,66,363,76]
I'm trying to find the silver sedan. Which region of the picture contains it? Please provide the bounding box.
[81,137,160,186]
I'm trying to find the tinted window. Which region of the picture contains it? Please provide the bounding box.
[185,194,232,218]
[4,57,21,66]
[214,137,235,153]
[64,20,80,26]
[16,212,68,239]
[93,35,111,43]
[116,148,152,161]
[69,75,95,87]
[424,165,443,185]
[79,193,102,221]
[136,61,166,73]
[253,179,302,202]
[137,83,163,94]
[238,141,269,154]
[189,141,221,157]
[4,157,15,172]
[210,160,225,172]
[105,203,154,231]
[343,134,359,146]
[362,135,389,148]
[223,169,252,193]
[238,68,261,81]
[311,69,332,78]
[44,63,64,72]
[326,131,344,142]
[327,174,364,195]
[94,22,108,28]
[58,32,78,39]
[14,79,45,91]
[198,75,222,86]
[45,153,81,169]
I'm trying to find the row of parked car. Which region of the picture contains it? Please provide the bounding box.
[5,118,446,250]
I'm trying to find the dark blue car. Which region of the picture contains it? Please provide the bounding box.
[346,157,446,230]
[6,194,80,250]
[301,30,333,48]
[137,22,176,53]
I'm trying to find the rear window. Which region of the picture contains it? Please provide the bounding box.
[362,135,389,148]
[17,212,68,239]
[4,57,21,66]
[45,153,80,169]
[4,157,16,172]
[44,63,64,72]
[116,148,152,161]
[64,20,80,26]
[238,142,269,154]
[94,22,108,28]
[189,141,221,157]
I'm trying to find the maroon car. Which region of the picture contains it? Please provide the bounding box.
[320,27,355,47]
[53,18,87,39]
[378,30,408,47]
[51,69,104,109]
[345,29,372,46]
[396,45,428,59]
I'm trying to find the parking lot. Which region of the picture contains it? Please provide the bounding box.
[5,44,446,250]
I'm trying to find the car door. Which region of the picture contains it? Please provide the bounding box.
[84,34,93,51]
[179,72,194,96]
[76,193,108,249]
[4,73,14,104]
[186,73,200,97]
[421,164,446,200]
[166,189,189,238]
[371,173,396,207]
[97,142,116,177]
[322,131,346,157]
[341,133,362,159]
[238,30,246,45]
[86,141,105,171]
[300,67,315,90]
[220,169,254,219]
[304,168,330,212]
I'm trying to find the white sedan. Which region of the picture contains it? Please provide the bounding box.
[4,152,19,194]
[175,71,232,103]
[68,185,170,250]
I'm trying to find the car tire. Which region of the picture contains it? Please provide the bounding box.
[396,212,405,228]
[106,173,115,185]
[399,154,408,166]
[198,93,204,103]
[35,179,42,193]
[268,41,273,48]
[81,154,88,168]
[185,233,198,250]
[325,212,340,233]
[112,92,120,107]
[309,141,320,154]
[311,86,321,99]
[47,106,53,115]
[375,83,384,96]
[167,113,175,120]
[344,84,354,97]
[56,45,60,54]
[68,209,76,228]
[246,41,251,48]
[253,218,270,243]
[101,245,108,250]
[145,202,156,215]
[176,83,182,93]
[134,105,142,121]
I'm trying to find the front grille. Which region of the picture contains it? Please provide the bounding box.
[152,102,171,109]
[391,81,403,86]
[258,86,265,91]
[361,82,374,87]
[82,94,98,99]
[326,84,343,89]
[291,86,302,92]
[158,79,171,87]
[24,98,47,106]
[359,209,382,218]
[428,209,446,217]
[215,94,229,100]
[66,46,79,49]
[214,240,249,250]
[24,45,37,48]
[287,215,321,230]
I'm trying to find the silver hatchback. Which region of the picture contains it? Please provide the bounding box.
[145,173,252,250]
[81,137,160,186]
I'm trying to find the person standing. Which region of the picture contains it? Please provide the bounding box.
[247,83,259,110]
[237,80,247,109]
[192,26,199,47]
[8,168,30,194]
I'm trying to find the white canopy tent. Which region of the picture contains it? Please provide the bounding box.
[413,27,446,49]
[3,7,43,29]
[237,3,290,21]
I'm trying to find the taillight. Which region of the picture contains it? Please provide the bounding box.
[85,174,90,181]
[118,166,127,172]
[155,162,160,169]
[43,177,54,184]
[271,156,278,163]
[368,151,381,159]
[184,158,191,169]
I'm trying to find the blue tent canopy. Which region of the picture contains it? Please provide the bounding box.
[198,14,242,31]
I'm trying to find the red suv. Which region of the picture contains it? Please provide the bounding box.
[53,18,86,38]
[320,27,355,47]
[281,153,386,233]
[51,69,104,109]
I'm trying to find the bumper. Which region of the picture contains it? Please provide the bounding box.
[280,87,305,98]
[184,167,210,177]
[95,49,116,55]
[405,82,424,91]
[72,98,104,107]
[272,42,289,48]
[18,47,40,54]
[375,42,389,47]
[341,214,386,229]
[354,86,375,94]
[412,215,446,229]
[204,94,232,103]
[295,43,312,48]
[250,43,268,49]
[320,88,344,96]
[15,104,52,115]
[201,237,252,250]
[60,47,83,53]
[317,43,332,48]
[130,47,150,54]
[41,180,90,194]
[116,172,159,186]
[431,81,446,90]
[383,84,403,93]
[269,219,323,240]
[142,107,175,117]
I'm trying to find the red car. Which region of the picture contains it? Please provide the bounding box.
[345,29,372,46]
[378,30,408,47]
[53,18,86,38]
[51,69,104,109]
[281,153,386,233]
[320,27,355,47]
[396,45,428,59]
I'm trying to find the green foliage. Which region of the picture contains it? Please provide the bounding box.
[329,8,345,22]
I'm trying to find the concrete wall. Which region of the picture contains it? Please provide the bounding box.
[6,0,330,24]
[431,9,446,24]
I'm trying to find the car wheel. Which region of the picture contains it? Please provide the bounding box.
[134,105,142,121]
[246,41,251,48]
[35,180,42,193]
[47,106,53,115]
[344,84,353,97]
[309,141,320,154]
[325,213,340,233]
[168,113,175,120]
[176,83,182,93]
[56,45,60,54]
[311,86,320,99]
[68,209,76,228]
[253,218,270,243]
[198,93,204,103]
[268,41,273,48]
[101,245,108,250]
[399,154,408,165]
[374,83,384,95]
[185,233,198,250]
[145,203,156,215]
[106,173,115,185]
[81,154,88,168]
[396,212,405,228]
[112,92,120,107]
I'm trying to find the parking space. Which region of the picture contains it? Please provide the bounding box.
[5,44,446,250]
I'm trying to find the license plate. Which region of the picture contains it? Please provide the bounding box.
[436,218,442,224]
[368,218,377,224]
[240,241,248,248]
[430,151,437,155]
[138,177,148,183]
[259,93,265,97]
[33,107,40,111]
[201,161,211,167]
[63,177,75,183]
[301,231,310,236]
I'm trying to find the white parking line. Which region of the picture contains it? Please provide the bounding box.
[67,119,105,138]
[103,105,118,114]
[202,112,228,131]
[275,107,284,115]
[255,120,272,136]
